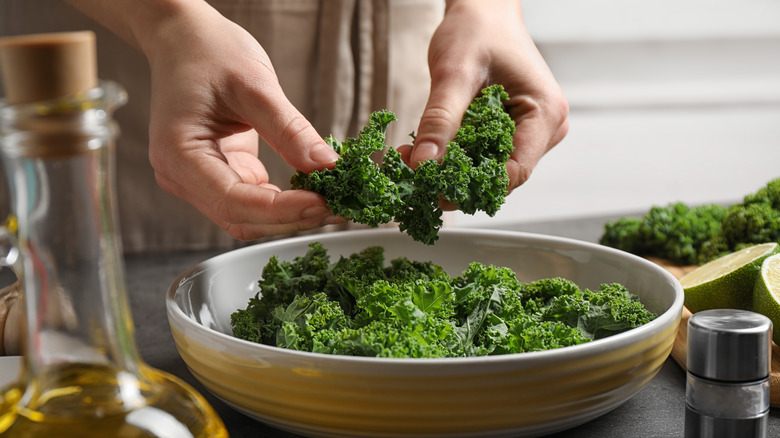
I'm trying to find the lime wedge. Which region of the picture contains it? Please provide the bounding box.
[680,242,779,313]
[753,253,780,343]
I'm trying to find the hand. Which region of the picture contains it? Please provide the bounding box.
[68,0,346,240]
[407,0,569,204]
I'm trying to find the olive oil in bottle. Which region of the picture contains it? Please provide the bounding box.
[0,31,227,437]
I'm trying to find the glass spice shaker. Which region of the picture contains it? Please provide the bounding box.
[0,31,228,437]
[685,308,771,438]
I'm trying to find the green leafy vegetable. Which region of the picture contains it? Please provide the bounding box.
[230,243,657,358]
[600,177,780,264]
[291,85,516,245]
[290,110,401,228]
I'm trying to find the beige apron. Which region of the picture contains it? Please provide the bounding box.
[0,0,443,254]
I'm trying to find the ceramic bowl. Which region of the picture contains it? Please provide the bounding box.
[166,229,683,437]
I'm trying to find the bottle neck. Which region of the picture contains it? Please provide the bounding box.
[0,82,139,376]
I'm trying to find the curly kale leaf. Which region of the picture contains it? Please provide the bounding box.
[721,202,780,247]
[600,203,728,265]
[484,312,590,354]
[375,146,444,245]
[274,292,351,353]
[441,84,515,216]
[743,177,780,210]
[291,110,400,227]
[291,85,515,245]
[331,317,458,358]
[230,242,332,345]
[231,243,658,358]
[393,158,445,245]
[541,282,656,340]
[647,203,727,265]
[382,256,448,284]
[600,177,780,264]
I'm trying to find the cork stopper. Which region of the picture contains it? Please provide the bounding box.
[0,31,97,105]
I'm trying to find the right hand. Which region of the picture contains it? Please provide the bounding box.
[407,0,569,201]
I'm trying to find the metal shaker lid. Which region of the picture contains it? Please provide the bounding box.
[687,309,772,382]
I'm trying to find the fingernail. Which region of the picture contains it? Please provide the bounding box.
[322,215,347,225]
[309,144,339,165]
[413,141,443,162]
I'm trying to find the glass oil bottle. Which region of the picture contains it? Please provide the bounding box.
[0,31,228,437]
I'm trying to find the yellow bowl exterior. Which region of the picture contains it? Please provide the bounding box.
[170,320,677,437]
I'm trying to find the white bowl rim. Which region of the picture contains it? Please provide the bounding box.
[165,228,684,367]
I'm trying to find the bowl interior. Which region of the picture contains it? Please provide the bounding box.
[172,228,681,342]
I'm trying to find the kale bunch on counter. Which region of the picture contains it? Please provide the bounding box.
[600,177,780,265]
[290,84,515,245]
[230,242,657,358]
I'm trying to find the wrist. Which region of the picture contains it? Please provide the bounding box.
[445,0,522,14]
[443,0,525,28]
[65,0,215,61]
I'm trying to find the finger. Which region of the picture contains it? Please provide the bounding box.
[410,77,481,167]
[156,163,345,240]
[219,129,270,185]
[225,190,347,240]
[150,130,341,231]
[396,144,413,165]
[224,217,347,242]
[217,187,347,240]
[233,81,339,173]
[394,144,459,212]
[220,184,333,225]
[439,198,459,211]
[505,103,569,192]
[153,151,325,226]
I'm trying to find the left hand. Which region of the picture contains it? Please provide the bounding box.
[404,0,569,203]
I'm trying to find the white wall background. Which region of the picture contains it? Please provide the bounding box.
[449,0,780,228]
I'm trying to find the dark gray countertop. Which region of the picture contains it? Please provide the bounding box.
[124,215,780,437]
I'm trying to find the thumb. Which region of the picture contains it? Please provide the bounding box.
[410,80,479,167]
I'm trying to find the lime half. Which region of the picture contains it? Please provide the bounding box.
[680,242,779,313]
[753,253,780,343]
